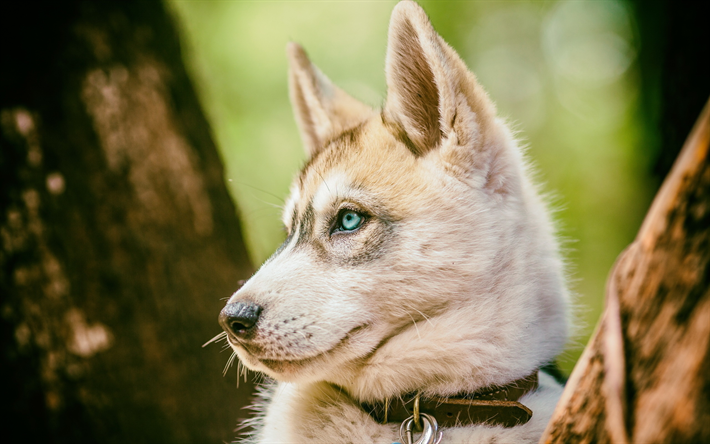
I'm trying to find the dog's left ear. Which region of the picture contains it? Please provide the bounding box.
[287,42,374,158]
[384,2,502,172]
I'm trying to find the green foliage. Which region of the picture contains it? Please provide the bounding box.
[168,0,653,373]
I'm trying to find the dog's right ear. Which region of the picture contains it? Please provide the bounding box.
[287,42,373,158]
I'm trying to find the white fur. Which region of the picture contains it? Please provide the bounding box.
[248,372,563,444]
[282,182,301,230]
[224,2,570,443]
[311,172,350,215]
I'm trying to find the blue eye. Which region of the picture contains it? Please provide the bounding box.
[338,210,364,232]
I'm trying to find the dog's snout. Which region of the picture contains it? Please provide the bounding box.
[219,301,262,337]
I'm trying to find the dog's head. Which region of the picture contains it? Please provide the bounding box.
[221,1,569,402]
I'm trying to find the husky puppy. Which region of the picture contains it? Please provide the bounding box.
[219,1,569,442]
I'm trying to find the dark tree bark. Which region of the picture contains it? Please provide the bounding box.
[540,99,710,443]
[1,1,255,442]
[628,0,710,184]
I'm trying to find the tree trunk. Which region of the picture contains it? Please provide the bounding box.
[539,1,710,439]
[629,0,710,184]
[540,98,710,443]
[1,1,255,442]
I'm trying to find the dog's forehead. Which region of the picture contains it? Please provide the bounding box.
[283,119,427,224]
[282,131,363,226]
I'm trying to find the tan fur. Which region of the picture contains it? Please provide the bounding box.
[288,42,375,157]
[224,2,569,442]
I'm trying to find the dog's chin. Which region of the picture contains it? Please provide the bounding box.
[231,324,372,382]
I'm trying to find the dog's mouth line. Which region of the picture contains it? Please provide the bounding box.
[255,314,433,372]
[353,313,432,364]
[226,309,438,372]
[228,324,369,367]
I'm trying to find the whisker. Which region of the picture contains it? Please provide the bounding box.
[317,171,331,194]
[223,351,237,376]
[247,192,283,210]
[203,331,228,348]
[409,306,434,328]
[230,180,286,204]
[406,312,421,339]
[241,361,249,384]
[236,360,250,388]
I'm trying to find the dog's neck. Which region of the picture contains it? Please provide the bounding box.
[329,353,542,405]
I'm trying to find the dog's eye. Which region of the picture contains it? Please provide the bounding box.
[336,210,365,232]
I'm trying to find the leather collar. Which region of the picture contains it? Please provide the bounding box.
[361,371,538,428]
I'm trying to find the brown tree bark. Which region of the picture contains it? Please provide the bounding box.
[1,1,255,442]
[540,98,710,443]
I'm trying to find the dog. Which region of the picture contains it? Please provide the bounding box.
[219,1,569,442]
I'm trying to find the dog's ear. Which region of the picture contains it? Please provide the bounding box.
[384,1,499,161]
[287,42,373,158]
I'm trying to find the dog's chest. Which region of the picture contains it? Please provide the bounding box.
[253,374,563,444]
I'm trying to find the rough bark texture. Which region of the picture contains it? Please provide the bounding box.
[1,1,255,442]
[541,2,710,440]
[540,99,710,443]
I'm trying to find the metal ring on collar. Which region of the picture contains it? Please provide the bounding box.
[413,392,421,428]
[399,412,442,444]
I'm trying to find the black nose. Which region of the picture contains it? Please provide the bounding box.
[219,301,262,337]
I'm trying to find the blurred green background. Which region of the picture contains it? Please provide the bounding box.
[167,0,655,372]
